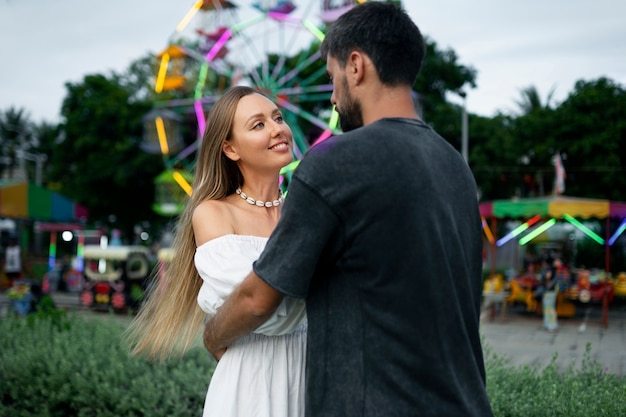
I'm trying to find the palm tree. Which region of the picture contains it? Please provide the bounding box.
[0,107,35,180]
[515,85,556,115]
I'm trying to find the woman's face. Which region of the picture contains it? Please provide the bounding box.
[224,93,293,172]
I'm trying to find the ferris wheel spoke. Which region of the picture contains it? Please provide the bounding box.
[149,1,344,215]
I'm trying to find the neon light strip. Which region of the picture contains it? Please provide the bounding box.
[519,218,557,246]
[563,213,605,245]
[155,53,170,93]
[609,219,626,246]
[481,217,495,245]
[303,19,325,42]
[205,29,233,62]
[76,233,85,273]
[232,15,265,32]
[267,11,292,21]
[176,0,203,32]
[194,101,206,138]
[496,215,541,247]
[194,62,209,100]
[172,171,193,196]
[48,232,57,270]
[311,130,332,146]
[155,117,169,154]
[329,107,339,129]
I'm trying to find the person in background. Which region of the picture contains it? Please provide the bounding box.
[4,236,22,287]
[202,3,494,416]
[124,86,306,417]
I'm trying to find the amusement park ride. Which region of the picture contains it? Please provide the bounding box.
[74,1,364,313]
[145,0,366,216]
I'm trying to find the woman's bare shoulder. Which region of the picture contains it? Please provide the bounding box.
[192,199,236,245]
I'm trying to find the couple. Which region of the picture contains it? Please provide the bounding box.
[126,3,494,417]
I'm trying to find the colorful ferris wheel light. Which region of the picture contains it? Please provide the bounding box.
[205,29,233,62]
[176,0,204,32]
[303,19,325,42]
[155,117,169,155]
[172,171,193,196]
[155,53,170,93]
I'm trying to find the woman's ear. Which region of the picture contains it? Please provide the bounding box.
[222,141,240,161]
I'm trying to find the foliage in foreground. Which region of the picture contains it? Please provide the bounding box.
[484,343,626,416]
[1,309,625,416]
[0,310,215,417]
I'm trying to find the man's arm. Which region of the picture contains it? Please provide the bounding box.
[203,269,284,360]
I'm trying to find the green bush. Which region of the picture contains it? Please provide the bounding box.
[484,344,626,416]
[2,308,625,416]
[0,311,215,417]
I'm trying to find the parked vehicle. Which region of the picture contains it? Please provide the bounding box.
[80,245,152,312]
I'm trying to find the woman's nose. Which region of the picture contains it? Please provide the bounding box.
[270,120,285,135]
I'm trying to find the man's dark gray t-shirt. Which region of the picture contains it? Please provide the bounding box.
[254,118,493,417]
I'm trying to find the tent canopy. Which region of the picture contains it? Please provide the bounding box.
[0,181,88,222]
[480,196,626,220]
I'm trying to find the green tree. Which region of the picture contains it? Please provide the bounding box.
[550,77,626,201]
[0,107,35,180]
[414,37,477,153]
[467,113,522,200]
[515,85,556,115]
[51,73,164,238]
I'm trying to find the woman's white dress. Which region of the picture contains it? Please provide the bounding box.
[195,234,307,417]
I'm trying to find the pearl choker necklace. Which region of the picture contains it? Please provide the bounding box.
[236,187,284,208]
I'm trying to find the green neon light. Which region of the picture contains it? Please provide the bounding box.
[329,107,339,129]
[303,19,325,42]
[563,214,605,245]
[519,218,557,246]
[194,63,209,100]
[232,15,265,33]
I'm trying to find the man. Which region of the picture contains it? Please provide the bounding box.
[203,2,494,416]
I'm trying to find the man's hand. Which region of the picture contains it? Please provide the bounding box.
[202,270,284,360]
[204,337,227,361]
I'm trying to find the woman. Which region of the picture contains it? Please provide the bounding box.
[125,86,307,417]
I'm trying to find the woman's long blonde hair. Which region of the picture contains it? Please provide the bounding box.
[124,86,262,361]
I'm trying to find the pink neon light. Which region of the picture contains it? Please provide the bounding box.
[267,11,291,21]
[206,29,232,62]
[194,101,206,137]
[311,129,332,147]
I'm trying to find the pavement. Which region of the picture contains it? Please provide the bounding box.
[479,300,626,376]
[2,290,625,376]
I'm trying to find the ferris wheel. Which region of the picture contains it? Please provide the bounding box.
[146,0,361,216]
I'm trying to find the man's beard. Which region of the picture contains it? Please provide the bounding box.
[337,77,363,132]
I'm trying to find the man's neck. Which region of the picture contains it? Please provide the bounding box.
[362,86,420,125]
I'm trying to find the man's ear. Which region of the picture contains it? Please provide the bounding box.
[223,141,240,161]
[348,51,365,85]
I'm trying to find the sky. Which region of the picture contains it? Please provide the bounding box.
[1,0,625,124]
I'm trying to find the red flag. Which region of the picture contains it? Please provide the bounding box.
[553,153,566,195]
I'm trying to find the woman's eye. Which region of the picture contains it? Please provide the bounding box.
[253,122,264,129]
[275,116,284,123]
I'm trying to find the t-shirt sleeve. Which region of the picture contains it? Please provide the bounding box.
[254,174,342,298]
